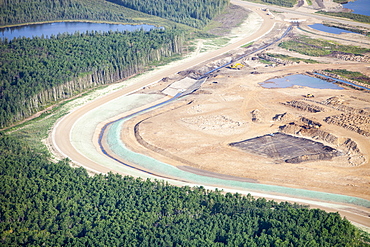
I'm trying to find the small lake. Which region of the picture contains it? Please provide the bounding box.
[308,23,355,35]
[0,22,156,40]
[342,0,370,16]
[260,74,344,90]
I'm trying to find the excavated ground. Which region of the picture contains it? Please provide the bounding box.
[229,132,341,163]
[122,25,370,200]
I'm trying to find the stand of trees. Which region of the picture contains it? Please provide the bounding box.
[260,0,297,8]
[0,29,184,128]
[0,0,230,28]
[0,0,130,26]
[107,0,229,28]
[0,0,170,27]
[0,135,369,246]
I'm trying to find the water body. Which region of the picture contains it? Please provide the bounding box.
[308,23,355,34]
[260,74,344,90]
[314,73,370,91]
[342,0,370,16]
[0,22,156,40]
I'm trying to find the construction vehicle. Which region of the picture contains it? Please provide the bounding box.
[305,94,314,98]
[229,63,244,70]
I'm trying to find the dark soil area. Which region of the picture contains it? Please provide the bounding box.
[230,133,342,163]
[206,4,251,36]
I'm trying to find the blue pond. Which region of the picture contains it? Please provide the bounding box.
[309,23,355,35]
[260,74,344,90]
[342,0,370,16]
[0,22,156,40]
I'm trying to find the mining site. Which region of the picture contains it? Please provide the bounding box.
[119,12,370,200]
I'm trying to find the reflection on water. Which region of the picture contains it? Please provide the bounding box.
[342,0,370,16]
[260,74,344,90]
[1,22,156,40]
[308,23,355,35]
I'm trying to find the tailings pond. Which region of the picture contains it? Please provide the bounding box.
[260,74,344,90]
[308,23,356,35]
[1,22,156,40]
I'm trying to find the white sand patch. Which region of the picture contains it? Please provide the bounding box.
[162,77,197,96]
[180,115,247,135]
[227,11,263,44]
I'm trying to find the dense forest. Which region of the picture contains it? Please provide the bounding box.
[0,0,183,27]
[108,0,229,28]
[0,0,143,26]
[1,135,369,246]
[0,29,184,128]
[0,0,229,28]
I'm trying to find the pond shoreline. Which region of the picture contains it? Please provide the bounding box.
[0,19,153,30]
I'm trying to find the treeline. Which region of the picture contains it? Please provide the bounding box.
[260,0,297,7]
[0,135,369,246]
[0,29,184,128]
[317,11,370,24]
[107,0,230,28]
[0,0,149,27]
[0,0,230,29]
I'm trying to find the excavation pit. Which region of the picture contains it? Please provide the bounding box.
[230,133,342,163]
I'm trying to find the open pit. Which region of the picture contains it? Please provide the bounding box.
[123,23,370,200]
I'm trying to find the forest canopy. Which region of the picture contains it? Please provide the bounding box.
[0,0,229,28]
[1,135,369,246]
[0,0,232,128]
[0,29,185,128]
[107,0,229,28]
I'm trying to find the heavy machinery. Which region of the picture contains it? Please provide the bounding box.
[229,63,244,70]
[305,94,314,98]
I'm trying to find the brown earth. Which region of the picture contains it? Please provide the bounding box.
[124,61,370,201]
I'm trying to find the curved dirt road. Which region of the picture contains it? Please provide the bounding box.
[51,1,370,229]
[53,2,275,174]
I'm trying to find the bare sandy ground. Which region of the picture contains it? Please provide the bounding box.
[130,63,370,199]
[50,0,370,229]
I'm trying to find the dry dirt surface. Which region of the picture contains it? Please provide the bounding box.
[126,62,370,200]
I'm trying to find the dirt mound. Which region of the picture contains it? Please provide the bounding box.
[251,109,262,122]
[282,100,325,113]
[278,117,365,166]
[324,114,370,137]
[273,112,295,122]
[279,122,338,144]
